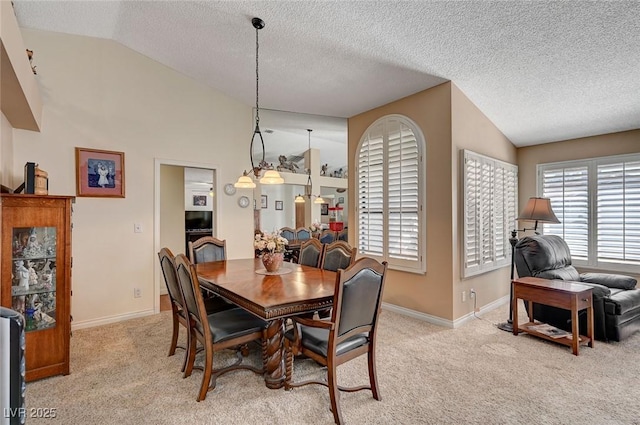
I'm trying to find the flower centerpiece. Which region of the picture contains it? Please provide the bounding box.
[254,231,288,272]
[309,220,322,234]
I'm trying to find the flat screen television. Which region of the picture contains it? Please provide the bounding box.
[185,211,212,230]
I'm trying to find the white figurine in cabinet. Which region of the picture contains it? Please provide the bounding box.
[28,262,38,288]
[15,260,30,291]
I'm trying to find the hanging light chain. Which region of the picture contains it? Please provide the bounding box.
[255,22,260,126]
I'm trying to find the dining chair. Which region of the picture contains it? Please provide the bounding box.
[188,236,227,263]
[297,238,324,268]
[284,257,388,425]
[319,229,336,244]
[320,240,357,272]
[279,227,296,241]
[174,254,267,401]
[337,228,348,242]
[158,247,189,367]
[295,227,311,241]
[188,236,234,312]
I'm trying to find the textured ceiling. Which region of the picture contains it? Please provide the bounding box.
[12,0,640,155]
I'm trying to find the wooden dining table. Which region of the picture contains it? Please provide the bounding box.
[195,258,337,389]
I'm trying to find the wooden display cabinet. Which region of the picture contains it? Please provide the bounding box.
[1,194,74,381]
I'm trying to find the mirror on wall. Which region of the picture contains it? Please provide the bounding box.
[256,110,348,233]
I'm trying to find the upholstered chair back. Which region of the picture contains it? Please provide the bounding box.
[319,229,335,244]
[175,255,202,331]
[296,228,311,241]
[514,235,581,281]
[321,241,357,272]
[298,238,324,268]
[158,247,183,308]
[189,236,226,264]
[279,227,296,241]
[335,259,387,337]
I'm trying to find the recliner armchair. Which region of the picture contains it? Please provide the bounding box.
[514,234,640,341]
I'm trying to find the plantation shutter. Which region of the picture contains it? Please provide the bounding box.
[541,165,589,260]
[387,119,419,261]
[462,150,518,278]
[481,160,494,264]
[463,154,481,272]
[356,115,425,272]
[596,160,640,264]
[358,123,384,256]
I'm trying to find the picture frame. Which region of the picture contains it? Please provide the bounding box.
[338,196,345,204]
[275,200,283,211]
[75,147,125,198]
[261,194,268,209]
[193,195,207,206]
[321,203,329,215]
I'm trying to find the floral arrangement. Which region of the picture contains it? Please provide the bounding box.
[309,220,322,233]
[254,231,288,254]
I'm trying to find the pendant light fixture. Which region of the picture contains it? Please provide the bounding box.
[235,17,283,188]
[295,129,325,204]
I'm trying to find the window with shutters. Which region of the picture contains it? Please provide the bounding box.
[538,153,640,272]
[356,115,425,273]
[462,150,518,278]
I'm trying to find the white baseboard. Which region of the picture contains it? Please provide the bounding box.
[71,309,156,331]
[382,302,454,328]
[71,296,510,331]
[382,294,509,329]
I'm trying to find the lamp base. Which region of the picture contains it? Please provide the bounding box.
[497,320,513,333]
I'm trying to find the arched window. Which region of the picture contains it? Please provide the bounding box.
[356,115,425,273]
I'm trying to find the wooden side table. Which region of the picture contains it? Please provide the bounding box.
[512,277,594,355]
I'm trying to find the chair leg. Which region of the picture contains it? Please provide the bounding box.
[197,344,213,402]
[327,360,343,425]
[368,346,381,401]
[169,312,179,356]
[183,330,197,378]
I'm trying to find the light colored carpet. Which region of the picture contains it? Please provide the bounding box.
[26,303,640,424]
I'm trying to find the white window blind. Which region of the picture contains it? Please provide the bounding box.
[357,115,425,273]
[539,153,640,271]
[462,150,518,278]
[540,166,589,260]
[596,160,640,264]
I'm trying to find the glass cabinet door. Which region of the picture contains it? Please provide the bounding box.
[11,226,57,332]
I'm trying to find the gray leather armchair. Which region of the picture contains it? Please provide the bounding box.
[514,234,640,341]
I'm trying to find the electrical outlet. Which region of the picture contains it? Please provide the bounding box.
[461,290,466,302]
[134,288,142,298]
[470,288,476,299]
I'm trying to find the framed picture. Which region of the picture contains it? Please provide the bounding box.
[321,203,329,215]
[275,200,283,211]
[261,194,268,209]
[338,196,345,204]
[193,195,207,206]
[75,147,125,198]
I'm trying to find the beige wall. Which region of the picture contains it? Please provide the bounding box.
[12,29,255,327]
[348,82,518,322]
[517,129,640,206]
[1,112,13,187]
[451,84,517,319]
[0,1,42,131]
[159,164,185,295]
[349,82,454,320]
[517,129,640,281]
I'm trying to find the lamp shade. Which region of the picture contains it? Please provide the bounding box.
[234,173,256,189]
[294,195,305,203]
[259,169,284,185]
[518,197,560,224]
[314,196,325,204]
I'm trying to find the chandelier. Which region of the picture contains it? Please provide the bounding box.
[235,17,283,189]
[295,129,325,204]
